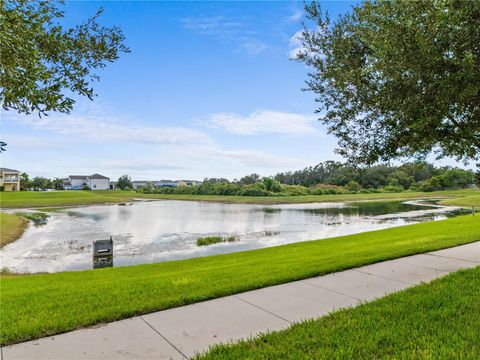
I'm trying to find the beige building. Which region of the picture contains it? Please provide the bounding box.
[0,168,21,191]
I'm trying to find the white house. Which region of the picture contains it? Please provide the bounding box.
[132,181,149,189]
[65,173,110,190]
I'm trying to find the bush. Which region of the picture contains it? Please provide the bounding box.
[312,188,325,195]
[237,186,271,196]
[346,180,361,193]
[262,178,282,193]
[0,186,4,192]
[282,185,311,196]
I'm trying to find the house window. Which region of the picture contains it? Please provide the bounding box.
[94,184,96,188]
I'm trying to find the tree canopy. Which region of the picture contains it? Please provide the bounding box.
[116,174,132,190]
[297,0,480,165]
[0,0,129,116]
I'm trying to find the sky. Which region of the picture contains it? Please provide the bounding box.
[0,1,474,181]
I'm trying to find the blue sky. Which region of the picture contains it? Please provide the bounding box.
[0,1,472,181]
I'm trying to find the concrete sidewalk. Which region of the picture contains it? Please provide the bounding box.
[3,241,479,360]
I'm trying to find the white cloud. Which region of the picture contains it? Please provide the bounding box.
[288,30,305,60]
[288,9,303,23]
[102,159,188,172]
[3,109,212,146]
[180,16,266,57]
[2,104,316,179]
[238,38,267,57]
[204,109,321,136]
[189,145,305,168]
[288,29,326,60]
[180,16,246,37]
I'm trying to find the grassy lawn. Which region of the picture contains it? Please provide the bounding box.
[198,266,480,359]
[1,215,478,346]
[0,212,28,248]
[441,193,480,209]
[0,190,139,208]
[0,188,478,209]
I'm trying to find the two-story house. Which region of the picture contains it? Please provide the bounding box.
[64,173,110,190]
[0,168,21,191]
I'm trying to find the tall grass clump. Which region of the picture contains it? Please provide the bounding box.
[197,235,238,246]
[15,212,49,226]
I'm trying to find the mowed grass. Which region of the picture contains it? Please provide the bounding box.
[0,188,478,209]
[0,190,139,208]
[119,188,478,205]
[198,266,480,359]
[0,212,28,248]
[441,193,480,209]
[1,215,479,346]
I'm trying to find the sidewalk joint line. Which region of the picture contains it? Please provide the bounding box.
[139,316,188,359]
[301,280,362,301]
[234,295,292,324]
[352,269,414,285]
[424,252,480,263]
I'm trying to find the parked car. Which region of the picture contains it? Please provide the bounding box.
[64,185,83,190]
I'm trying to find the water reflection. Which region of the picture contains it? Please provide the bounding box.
[0,200,463,273]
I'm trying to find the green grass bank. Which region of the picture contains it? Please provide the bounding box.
[198,266,480,359]
[1,215,478,346]
[0,188,478,209]
[0,212,28,248]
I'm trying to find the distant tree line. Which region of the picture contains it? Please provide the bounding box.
[272,162,475,191]
[141,162,477,197]
[13,162,477,195]
[18,173,64,191]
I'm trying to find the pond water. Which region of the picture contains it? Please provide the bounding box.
[1,200,463,273]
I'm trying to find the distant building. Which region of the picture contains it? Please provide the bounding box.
[64,173,110,190]
[153,180,177,188]
[132,181,149,189]
[0,168,20,191]
[131,179,200,189]
[181,180,201,186]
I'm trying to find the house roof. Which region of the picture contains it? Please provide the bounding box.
[90,173,109,179]
[68,174,109,180]
[0,167,20,173]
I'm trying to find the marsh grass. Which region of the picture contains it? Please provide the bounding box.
[265,230,280,236]
[262,207,282,213]
[197,235,239,246]
[15,212,49,226]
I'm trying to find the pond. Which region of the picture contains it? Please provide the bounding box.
[1,200,463,273]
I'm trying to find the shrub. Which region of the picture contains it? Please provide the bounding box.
[282,185,311,196]
[237,186,270,196]
[346,180,361,193]
[312,188,325,195]
[262,178,282,193]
